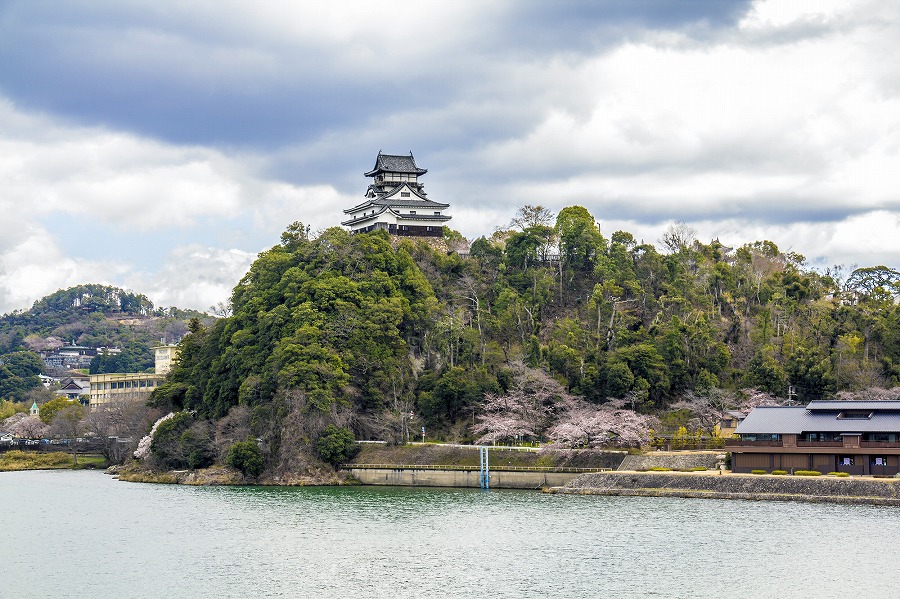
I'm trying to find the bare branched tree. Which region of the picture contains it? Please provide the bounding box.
[659,220,697,254]
[509,205,554,231]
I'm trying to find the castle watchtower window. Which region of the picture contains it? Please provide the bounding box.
[401,192,410,197]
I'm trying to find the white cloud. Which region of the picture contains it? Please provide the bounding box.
[0,99,347,313]
[450,0,900,258]
[0,100,248,230]
[125,244,257,312]
[0,225,129,313]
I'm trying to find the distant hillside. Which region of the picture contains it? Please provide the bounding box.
[0,284,214,374]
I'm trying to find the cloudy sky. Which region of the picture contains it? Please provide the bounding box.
[1,0,898,314]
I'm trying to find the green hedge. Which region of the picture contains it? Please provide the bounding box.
[751,469,767,475]
[794,470,822,476]
[771,470,787,475]
[826,471,850,477]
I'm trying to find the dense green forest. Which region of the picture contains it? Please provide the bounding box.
[149,208,900,468]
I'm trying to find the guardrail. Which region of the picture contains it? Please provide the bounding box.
[341,463,611,473]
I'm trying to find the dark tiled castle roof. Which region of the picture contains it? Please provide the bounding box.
[364,151,428,176]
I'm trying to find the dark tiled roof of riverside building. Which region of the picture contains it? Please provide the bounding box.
[735,402,900,435]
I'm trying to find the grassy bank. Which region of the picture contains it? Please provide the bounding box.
[0,450,107,472]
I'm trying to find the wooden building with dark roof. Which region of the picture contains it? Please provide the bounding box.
[727,401,900,475]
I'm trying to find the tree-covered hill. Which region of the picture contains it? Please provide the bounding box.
[0,284,214,385]
[149,209,900,472]
[1,284,213,352]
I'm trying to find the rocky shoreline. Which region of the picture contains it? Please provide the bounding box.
[551,471,900,505]
[109,463,351,486]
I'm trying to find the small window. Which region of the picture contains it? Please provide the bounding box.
[839,411,872,420]
[434,212,440,215]
[410,210,416,215]
[401,192,410,197]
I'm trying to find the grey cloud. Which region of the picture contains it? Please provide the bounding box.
[0,0,750,153]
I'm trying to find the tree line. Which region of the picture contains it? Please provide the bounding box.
[143,207,899,470]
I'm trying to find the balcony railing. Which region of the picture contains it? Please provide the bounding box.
[860,441,900,448]
[726,439,900,449]
[796,441,844,447]
[724,439,783,447]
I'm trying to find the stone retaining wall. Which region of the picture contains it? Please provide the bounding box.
[618,452,722,471]
[350,445,627,470]
[555,471,900,505]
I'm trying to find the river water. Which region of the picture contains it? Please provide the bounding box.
[2,470,898,598]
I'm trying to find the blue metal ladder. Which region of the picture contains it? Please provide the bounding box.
[479,446,489,489]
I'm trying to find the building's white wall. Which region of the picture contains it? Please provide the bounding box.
[154,345,180,375]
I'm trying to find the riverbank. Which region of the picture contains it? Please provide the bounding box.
[112,462,349,486]
[0,450,106,472]
[111,444,628,486]
[552,471,900,505]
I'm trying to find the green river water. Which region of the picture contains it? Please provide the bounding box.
[2,469,898,598]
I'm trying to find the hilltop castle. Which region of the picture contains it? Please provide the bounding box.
[342,151,451,237]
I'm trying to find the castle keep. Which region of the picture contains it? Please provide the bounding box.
[342,151,451,237]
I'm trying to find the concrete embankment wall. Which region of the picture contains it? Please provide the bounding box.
[348,467,584,489]
[555,471,900,505]
[351,444,627,470]
[618,452,722,471]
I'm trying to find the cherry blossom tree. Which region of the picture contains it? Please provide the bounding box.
[835,387,900,401]
[735,388,784,411]
[670,387,785,437]
[472,364,567,444]
[546,398,658,449]
[2,412,28,430]
[9,415,49,439]
[671,389,735,437]
[134,412,176,460]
